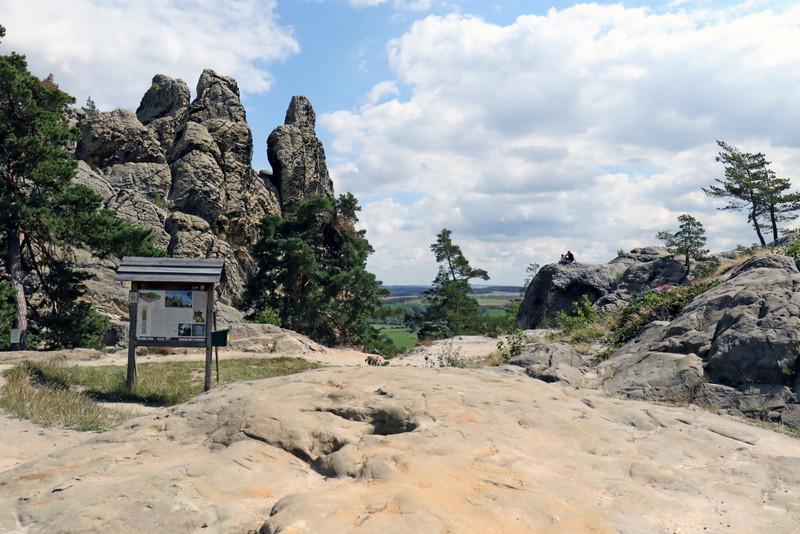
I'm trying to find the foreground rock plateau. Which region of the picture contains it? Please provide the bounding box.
[2,367,799,533]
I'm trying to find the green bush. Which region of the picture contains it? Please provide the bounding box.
[694,257,721,279]
[553,295,596,332]
[611,281,719,346]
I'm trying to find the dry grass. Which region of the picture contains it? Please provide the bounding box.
[0,361,134,431]
[0,357,320,431]
[711,249,770,278]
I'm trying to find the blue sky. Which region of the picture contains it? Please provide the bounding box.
[3,0,800,285]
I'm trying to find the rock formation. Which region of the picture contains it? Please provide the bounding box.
[2,366,799,533]
[72,71,333,317]
[597,253,800,426]
[517,247,717,329]
[267,95,335,212]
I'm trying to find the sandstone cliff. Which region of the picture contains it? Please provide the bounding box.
[71,70,333,317]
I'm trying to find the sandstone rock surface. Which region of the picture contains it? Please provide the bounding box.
[72,70,328,309]
[267,95,335,212]
[1,366,799,533]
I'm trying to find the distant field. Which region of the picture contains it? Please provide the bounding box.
[373,286,519,352]
[374,324,418,352]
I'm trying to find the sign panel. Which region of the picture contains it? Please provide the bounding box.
[10,329,21,344]
[135,286,208,341]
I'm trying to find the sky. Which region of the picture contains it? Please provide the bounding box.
[2,0,800,286]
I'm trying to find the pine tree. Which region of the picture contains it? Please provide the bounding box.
[244,194,388,349]
[656,214,708,279]
[703,141,799,245]
[0,27,164,349]
[410,228,490,338]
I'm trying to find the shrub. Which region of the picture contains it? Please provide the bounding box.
[496,328,530,362]
[611,281,719,346]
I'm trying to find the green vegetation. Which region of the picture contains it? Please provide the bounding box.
[610,280,720,346]
[374,324,418,352]
[0,357,319,431]
[410,228,490,338]
[0,26,164,350]
[245,194,389,353]
[704,140,800,246]
[549,295,610,350]
[403,229,517,340]
[81,96,99,117]
[656,213,708,278]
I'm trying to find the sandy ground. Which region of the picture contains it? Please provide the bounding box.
[0,337,503,473]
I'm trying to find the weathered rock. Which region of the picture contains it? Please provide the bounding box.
[136,73,191,125]
[101,162,172,202]
[600,254,800,410]
[517,262,626,329]
[267,95,334,212]
[76,109,166,168]
[137,75,191,153]
[164,212,247,304]
[517,247,689,329]
[528,361,585,385]
[188,69,246,123]
[508,342,584,368]
[601,351,705,401]
[70,72,321,326]
[168,150,226,225]
[2,367,800,533]
[781,404,800,430]
[73,160,114,200]
[105,190,171,249]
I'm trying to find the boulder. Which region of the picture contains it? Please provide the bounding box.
[137,74,191,153]
[508,342,584,368]
[600,254,800,409]
[187,69,246,123]
[267,95,335,212]
[517,247,689,329]
[528,361,586,385]
[76,109,166,168]
[136,73,191,125]
[516,262,626,329]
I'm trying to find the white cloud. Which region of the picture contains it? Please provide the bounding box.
[323,2,800,284]
[0,0,299,110]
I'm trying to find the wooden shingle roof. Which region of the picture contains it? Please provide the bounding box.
[114,257,226,284]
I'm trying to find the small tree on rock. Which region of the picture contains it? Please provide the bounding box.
[703,141,800,246]
[656,214,709,280]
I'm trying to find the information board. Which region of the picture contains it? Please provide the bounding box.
[135,286,208,341]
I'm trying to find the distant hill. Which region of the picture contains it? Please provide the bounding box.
[381,285,521,299]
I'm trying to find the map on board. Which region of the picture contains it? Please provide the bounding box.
[136,289,207,340]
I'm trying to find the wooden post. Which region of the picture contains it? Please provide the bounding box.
[204,284,215,392]
[126,282,138,390]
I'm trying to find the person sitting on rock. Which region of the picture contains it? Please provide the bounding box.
[565,250,575,264]
[559,254,568,264]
